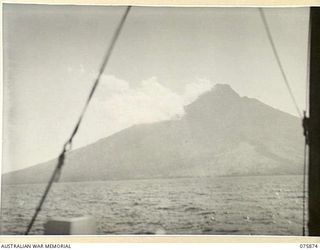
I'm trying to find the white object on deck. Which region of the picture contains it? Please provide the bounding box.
[44,216,96,235]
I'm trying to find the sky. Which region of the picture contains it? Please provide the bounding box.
[2,4,309,173]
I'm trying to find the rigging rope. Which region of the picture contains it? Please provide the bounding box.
[259,8,310,236]
[24,6,132,235]
[259,8,303,119]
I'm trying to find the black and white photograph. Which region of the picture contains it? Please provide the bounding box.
[1,2,320,236]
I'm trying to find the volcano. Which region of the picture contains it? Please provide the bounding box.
[2,84,304,184]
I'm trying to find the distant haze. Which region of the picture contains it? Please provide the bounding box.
[2,5,309,173]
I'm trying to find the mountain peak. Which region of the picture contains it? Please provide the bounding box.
[184,83,240,116]
[212,84,240,98]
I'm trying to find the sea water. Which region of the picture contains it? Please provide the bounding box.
[0,175,305,235]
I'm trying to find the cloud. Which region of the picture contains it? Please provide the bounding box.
[74,75,214,147]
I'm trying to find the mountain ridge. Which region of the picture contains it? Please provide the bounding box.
[2,84,304,184]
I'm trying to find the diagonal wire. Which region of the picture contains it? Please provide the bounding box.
[24,5,131,235]
[259,7,310,236]
[259,8,302,119]
[64,5,131,149]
